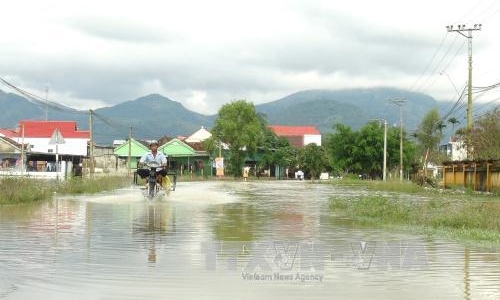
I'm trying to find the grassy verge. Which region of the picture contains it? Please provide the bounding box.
[329,193,500,243]
[328,178,434,194]
[0,176,132,205]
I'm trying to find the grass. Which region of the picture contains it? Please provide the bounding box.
[0,176,132,205]
[329,193,500,243]
[56,176,131,194]
[329,178,431,194]
[0,177,53,204]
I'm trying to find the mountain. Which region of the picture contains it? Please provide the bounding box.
[92,94,214,143]
[2,87,491,145]
[257,88,440,132]
[0,91,213,144]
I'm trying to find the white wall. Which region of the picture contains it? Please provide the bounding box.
[450,141,467,161]
[303,134,321,146]
[14,137,89,156]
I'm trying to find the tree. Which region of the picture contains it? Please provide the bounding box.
[325,122,414,179]
[412,108,448,185]
[469,108,500,159]
[324,124,356,174]
[211,100,264,176]
[447,117,460,139]
[298,143,328,180]
[414,108,446,164]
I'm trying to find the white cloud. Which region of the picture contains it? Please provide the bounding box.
[1,0,499,115]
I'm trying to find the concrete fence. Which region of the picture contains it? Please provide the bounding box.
[442,160,500,192]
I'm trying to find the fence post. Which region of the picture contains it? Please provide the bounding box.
[486,162,491,192]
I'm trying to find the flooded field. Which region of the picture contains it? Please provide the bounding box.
[0,180,499,299]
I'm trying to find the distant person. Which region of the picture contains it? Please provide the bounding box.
[242,166,250,181]
[137,141,168,188]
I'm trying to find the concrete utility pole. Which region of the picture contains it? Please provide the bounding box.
[389,98,406,181]
[383,119,387,181]
[89,109,94,177]
[128,126,132,176]
[446,24,482,158]
[45,86,49,121]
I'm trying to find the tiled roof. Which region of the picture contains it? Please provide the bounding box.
[268,125,320,136]
[0,129,18,138]
[0,136,23,148]
[19,120,90,138]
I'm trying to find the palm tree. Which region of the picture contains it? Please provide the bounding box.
[436,120,446,136]
[447,117,460,139]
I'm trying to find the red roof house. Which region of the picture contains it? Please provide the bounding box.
[0,129,18,138]
[12,120,90,156]
[18,120,90,139]
[268,125,322,149]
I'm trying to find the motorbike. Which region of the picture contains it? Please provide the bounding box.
[140,161,177,199]
[144,161,163,199]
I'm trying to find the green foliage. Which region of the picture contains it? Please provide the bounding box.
[56,176,131,194]
[0,176,131,205]
[298,143,328,179]
[414,108,446,164]
[258,128,297,172]
[329,193,500,242]
[447,117,460,138]
[0,178,52,204]
[325,124,356,173]
[212,100,264,176]
[325,121,415,178]
[469,108,500,159]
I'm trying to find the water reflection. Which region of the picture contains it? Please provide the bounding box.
[209,203,267,241]
[0,181,499,299]
[132,203,175,264]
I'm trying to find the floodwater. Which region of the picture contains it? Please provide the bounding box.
[0,180,499,300]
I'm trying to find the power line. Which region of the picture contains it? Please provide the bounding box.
[0,78,83,115]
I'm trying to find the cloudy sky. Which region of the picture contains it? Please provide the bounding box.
[1,0,499,114]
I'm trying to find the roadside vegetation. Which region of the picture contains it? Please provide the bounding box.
[329,183,500,243]
[0,176,131,205]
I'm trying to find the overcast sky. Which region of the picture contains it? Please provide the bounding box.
[1,0,499,114]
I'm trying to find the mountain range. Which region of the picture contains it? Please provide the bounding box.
[0,87,474,145]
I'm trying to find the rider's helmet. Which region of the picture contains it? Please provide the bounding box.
[149,141,159,147]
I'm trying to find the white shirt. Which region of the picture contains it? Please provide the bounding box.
[139,151,167,165]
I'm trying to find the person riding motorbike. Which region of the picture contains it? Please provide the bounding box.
[137,141,168,189]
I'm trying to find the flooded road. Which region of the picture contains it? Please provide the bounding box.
[0,180,499,299]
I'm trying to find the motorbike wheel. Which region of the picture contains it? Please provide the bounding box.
[149,181,156,198]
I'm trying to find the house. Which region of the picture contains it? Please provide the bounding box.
[184,126,212,143]
[113,138,149,173]
[13,120,90,156]
[113,137,212,177]
[159,138,211,176]
[439,137,467,161]
[268,125,322,149]
[1,120,90,176]
[0,136,24,170]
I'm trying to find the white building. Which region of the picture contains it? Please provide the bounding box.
[268,125,322,149]
[185,126,212,143]
[440,137,467,161]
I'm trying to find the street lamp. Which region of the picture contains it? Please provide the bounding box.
[389,98,406,181]
[372,119,388,181]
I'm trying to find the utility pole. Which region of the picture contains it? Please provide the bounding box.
[383,119,387,181]
[128,126,132,176]
[21,124,25,175]
[446,24,482,158]
[89,109,94,177]
[45,86,49,121]
[389,98,406,181]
